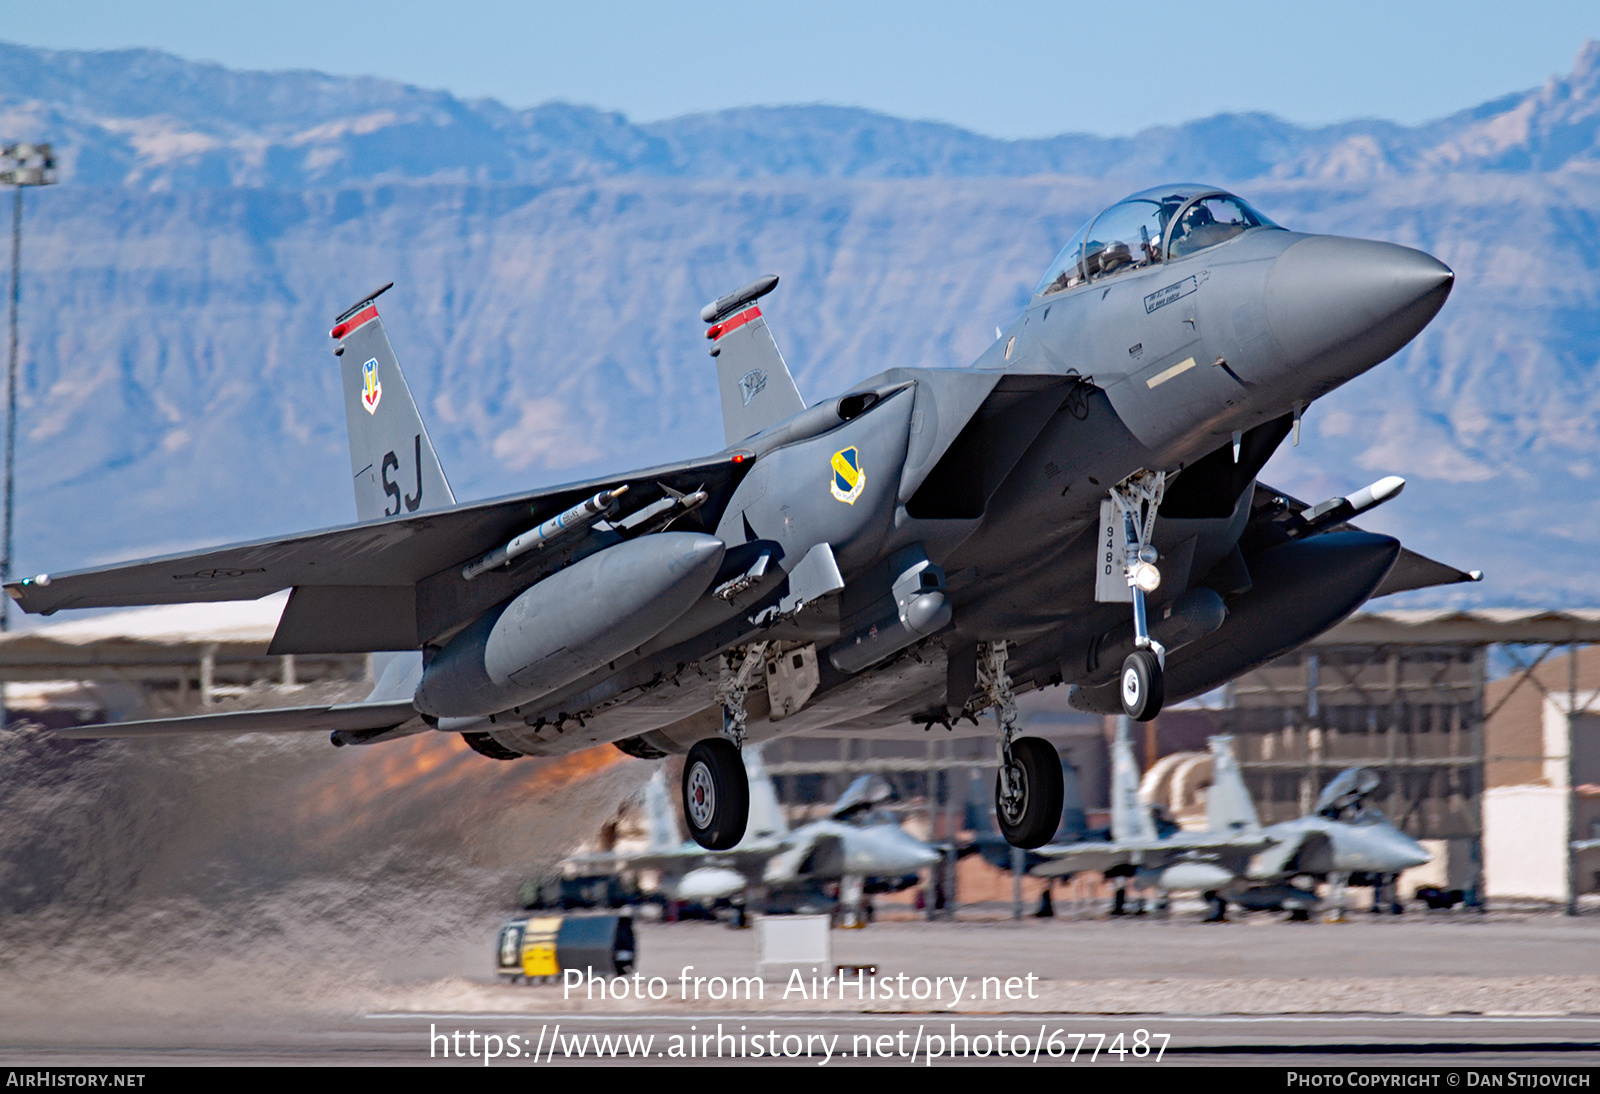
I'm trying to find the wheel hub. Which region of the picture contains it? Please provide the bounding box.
[687,762,716,828]
[998,760,1028,826]
[1122,665,1142,708]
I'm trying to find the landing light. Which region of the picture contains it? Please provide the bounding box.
[1131,562,1161,593]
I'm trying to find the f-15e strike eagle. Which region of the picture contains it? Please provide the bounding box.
[9,184,1474,853]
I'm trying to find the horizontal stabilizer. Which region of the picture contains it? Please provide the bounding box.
[1370,547,1481,599]
[52,699,421,739]
[1255,481,1480,597]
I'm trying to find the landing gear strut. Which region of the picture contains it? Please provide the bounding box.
[682,644,766,850]
[1110,471,1168,722]
[979,640,1064,849]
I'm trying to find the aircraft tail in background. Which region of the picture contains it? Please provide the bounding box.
[742,744,790,843]
[1109,716,1158,844]
[644,768,684,851]
[1206,735,1262,834]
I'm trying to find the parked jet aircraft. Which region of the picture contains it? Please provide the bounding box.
[1033,724,1431,920]
[567,747,939,915]
[10,184,1473,853]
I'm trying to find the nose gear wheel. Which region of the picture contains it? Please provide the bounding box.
[1120,648,1164,722]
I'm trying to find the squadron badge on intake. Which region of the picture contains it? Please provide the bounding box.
[830,446,864,505]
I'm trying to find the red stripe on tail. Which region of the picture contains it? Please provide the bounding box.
[705,306,761,341]
[331,305,379,341]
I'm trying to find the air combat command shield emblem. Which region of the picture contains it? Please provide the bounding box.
[361,357,383,414]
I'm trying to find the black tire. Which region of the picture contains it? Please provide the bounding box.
[994,736,1065,849]
[683,738,749,850]
[1120,649,1164,721]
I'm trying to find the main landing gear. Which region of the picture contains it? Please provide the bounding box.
[980,640,1064,849]
[683,643,766,850]
[683,738,747,850]
[1110,471,1168,722]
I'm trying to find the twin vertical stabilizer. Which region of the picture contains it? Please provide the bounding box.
[330,284,455,523]
[702,275,806,445]
[1109,716,1159,844]
[644,769,684,851]
[1206,735,1263,833]
[742,744,790,843]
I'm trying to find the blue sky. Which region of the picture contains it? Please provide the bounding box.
[3,1,1599,138]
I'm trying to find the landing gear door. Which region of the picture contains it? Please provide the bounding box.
[1095,498,1131,603]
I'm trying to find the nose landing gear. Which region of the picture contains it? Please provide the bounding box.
[1120,648,1164,722]
[1107,471,1168,722]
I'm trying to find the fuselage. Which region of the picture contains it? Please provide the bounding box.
[1137,812,1432,897]
[457,185,1452,758]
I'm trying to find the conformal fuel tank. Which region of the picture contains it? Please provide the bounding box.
[415,532,725,717]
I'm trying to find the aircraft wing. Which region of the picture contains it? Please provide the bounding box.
[5,452,753,653]
[565,844,779,875]
[1030,834,1276,878]
[564,849,703,873]
[51,699,421,739]
[1255,481,1479,598]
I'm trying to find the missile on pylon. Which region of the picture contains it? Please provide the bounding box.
[1287,476,1405,539]
[462,486,630,580]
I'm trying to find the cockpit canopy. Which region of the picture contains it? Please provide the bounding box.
[1035,185,1278,297]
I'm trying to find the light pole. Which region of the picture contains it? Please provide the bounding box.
[0,142,56,637]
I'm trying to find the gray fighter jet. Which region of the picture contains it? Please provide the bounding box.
[1033,726,1432,920]
[563,747,939,915]
[8,184,1473,854]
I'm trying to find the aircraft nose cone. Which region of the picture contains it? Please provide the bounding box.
[885,832,941,870]
[1265,236,1453,375]
[1397,837,1433,870]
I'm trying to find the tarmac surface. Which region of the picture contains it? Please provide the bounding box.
[1,732,1593,1067]
[3,908,1597,1066]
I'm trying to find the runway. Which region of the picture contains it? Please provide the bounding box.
[3,914,1596,1066]
[1,730,1593,1067]
[5,1014,1597,1067]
